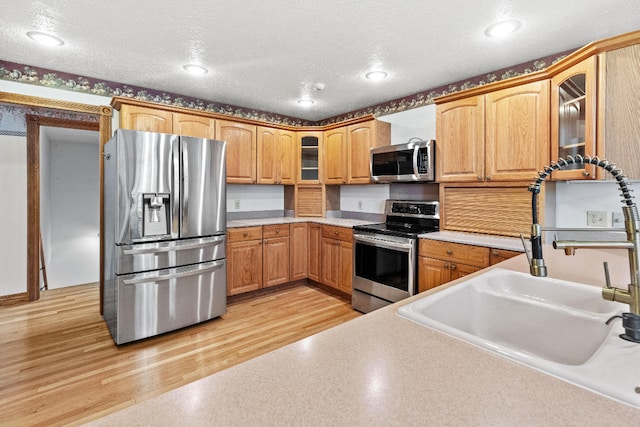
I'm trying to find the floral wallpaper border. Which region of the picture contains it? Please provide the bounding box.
[0,50,573,127]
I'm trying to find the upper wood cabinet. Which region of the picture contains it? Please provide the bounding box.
[550,56,597,180]
[323,120,390,185]
[435,96,485,182]
[323,127,348,184]
[297,131,323,183]
[172,113,216,139]
[217,120,257,184]
[436,81,550,183]
[119,104,216,138]
[599,44,640,180]
[119,104,174,134]
[257,126,296,184]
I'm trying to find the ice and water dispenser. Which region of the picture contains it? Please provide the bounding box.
[142,193,170,237]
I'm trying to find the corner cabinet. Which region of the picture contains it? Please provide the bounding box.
[297,131,323,183]
[216,120,257,184]
[436,80,550,183]
[550,56,597,180]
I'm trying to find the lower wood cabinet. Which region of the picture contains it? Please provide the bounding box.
[418,239,490,293]
[489,248,521,265]
[320,225,353,294]
[289,222,308,281]
[307,223,322,282]
[227,226,264,295]
[227,224,290,295]
[263,225,290,288]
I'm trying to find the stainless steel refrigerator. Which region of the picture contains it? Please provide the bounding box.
[103,129,227,345]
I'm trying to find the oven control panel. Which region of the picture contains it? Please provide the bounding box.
[387,200,439,218]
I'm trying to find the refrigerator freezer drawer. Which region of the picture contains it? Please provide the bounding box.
[115,235,226,275]
[112,259,226,345]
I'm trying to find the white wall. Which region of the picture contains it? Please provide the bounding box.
[378,104,436,145]
[0,135,27,296]
[340,184,390,213]
[43,132,100,288]
[227,184,284,212]
[551,180,636,228]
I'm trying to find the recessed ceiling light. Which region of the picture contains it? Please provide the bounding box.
[365,71,388,81]
[183,64,208,75]
[297,99,315,107]
[27,31,64,46]
[484,20,521,38]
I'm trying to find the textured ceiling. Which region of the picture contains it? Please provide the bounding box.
[1,1,639,121]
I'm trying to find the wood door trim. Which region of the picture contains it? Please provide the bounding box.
[1,91,112,311]
[26,116,101,302]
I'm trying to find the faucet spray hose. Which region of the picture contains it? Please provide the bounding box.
[528,155,635,207]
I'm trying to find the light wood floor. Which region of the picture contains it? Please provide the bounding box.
[0,282,361,426]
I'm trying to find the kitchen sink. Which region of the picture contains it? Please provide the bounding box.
[398,268,640,407]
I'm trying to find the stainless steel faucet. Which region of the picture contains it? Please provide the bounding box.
[522,155,640,343]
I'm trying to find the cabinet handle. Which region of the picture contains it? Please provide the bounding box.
[485,175,491,181]
[243,232,248,237]
[335,231,339,236]
[259,241,263,245]
[446,250,453,255]
[477,175,482,181]
[450,263,457,270]
[582,171,590,177]
[276,229,280,234]
[492,250,498,256]
[444,263,449,268]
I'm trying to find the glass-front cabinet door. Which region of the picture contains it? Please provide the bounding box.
[550,56,597,180]
[297,131,323,183]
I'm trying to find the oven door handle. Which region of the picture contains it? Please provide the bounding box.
[354,235,414,252]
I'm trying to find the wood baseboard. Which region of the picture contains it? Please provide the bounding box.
[0,292,28,306]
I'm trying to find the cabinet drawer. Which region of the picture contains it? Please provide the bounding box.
[322,225,352,242]
[263,223,290,238]
[489,248,521,265]
[227,226,263,242]
[419,239,489,268]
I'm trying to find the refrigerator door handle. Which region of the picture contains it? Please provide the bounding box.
[121,236,225,255]
[181,140,189,235]
[172,138,180,237]
[122,259,225,285]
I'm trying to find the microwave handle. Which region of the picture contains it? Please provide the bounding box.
[413,145,420,177]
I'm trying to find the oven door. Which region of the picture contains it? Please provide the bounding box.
[352,233,416,304]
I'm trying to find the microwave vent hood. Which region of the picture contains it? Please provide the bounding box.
[370,139,435,182]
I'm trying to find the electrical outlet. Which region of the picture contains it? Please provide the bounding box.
[586,210,607,227]
[234,200,240,210]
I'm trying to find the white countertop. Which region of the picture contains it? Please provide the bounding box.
[87,247,640,425]
[227,217,378,228]
[228,218,526,252]
[420,230,525,252]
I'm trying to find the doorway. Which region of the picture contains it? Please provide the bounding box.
[39,126,100,289]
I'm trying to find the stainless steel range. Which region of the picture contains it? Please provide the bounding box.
[352,200,440,313]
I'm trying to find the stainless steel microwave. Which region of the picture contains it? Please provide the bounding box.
[370,139,435,182]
